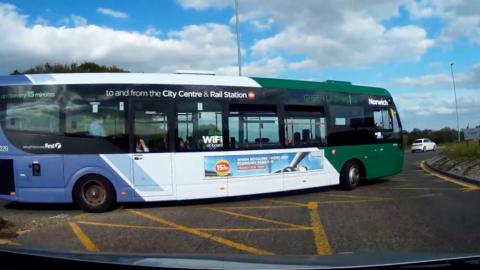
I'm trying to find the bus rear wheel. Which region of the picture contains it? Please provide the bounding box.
[73,175,116,213]
[339,160,361,190]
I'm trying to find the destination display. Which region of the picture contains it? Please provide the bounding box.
[105,88,256,100]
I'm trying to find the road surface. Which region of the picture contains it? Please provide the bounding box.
[0,151,479,255]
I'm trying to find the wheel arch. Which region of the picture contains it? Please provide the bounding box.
[65,166,119,203]
[342,158,366,179]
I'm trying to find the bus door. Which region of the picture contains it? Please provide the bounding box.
[372,106,402,175]
[131,101,173,197]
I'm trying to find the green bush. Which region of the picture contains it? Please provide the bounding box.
[443,142,480,159]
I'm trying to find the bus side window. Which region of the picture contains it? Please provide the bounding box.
[5,101,60,134]
[64,98,129,153]
[284,114,326,147]
[228,104,280,150]
[176,103,223,151]
[133,104,169,153]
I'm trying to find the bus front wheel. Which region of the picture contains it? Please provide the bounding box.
[339,160,361,190]
[73,175,116,213]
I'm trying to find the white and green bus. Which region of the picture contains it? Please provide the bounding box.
[0,73,403,212]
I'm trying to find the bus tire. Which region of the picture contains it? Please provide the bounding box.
[339,160,361,190]
[73,175,116,213]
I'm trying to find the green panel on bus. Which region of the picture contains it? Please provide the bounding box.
[324,144,404,179]
[251,77,391,97]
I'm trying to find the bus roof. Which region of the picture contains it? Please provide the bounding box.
[0,73,391,96]
[251,77,391,96]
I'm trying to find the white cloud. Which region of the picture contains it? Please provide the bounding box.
[179,0,433,70]
[71,14,87,27]
[392,63,480,89]
[96,7,128,19]
[406,0,480,45]
[394,92,480,130]
[177,0,231,10]
[250,18,274,31]
[216,57,286,77]
[251,22,433,69]
[0,3,238,74]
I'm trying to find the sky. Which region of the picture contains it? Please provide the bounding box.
[0,0,479,131]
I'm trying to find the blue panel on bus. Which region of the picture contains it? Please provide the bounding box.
[0,75,32,86]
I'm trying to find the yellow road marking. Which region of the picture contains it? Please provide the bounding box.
[420,161,479,191]
[77,221,312,232]
[70,213,91,220]
[323,193,388,200]
[262,198,308,207]
[316,198,391,204]
[307,202,332,255]
[0,239,19,245]
[206,205,303,209]
[78,221,173,230]
[128,209,274,255]
[209,208,308,228]
[69,222,99,252]
[391,187,457,190]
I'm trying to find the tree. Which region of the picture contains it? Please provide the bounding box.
[10,62,129,75]
[405,127,461,145]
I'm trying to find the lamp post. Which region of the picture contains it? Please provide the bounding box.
[234,0,242,76]
[450,63,460,142]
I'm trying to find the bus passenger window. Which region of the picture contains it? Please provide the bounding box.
[176,103,223,151]
[66,100,126,138]
[228,105,280,149]
[63,97,129,153]
[6,101,60,134]
[134,107,168,153]
[330,105,365,128]
[285,116,326,147]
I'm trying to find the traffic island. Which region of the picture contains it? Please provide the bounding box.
[425,155,480,186]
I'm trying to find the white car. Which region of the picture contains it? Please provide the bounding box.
[411,138,437,152]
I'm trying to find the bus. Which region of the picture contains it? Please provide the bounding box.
[0,73,404,212]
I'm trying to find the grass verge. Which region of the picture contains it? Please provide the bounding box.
[442,142,480,159]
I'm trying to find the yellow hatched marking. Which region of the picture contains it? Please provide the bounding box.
[307,202,332,255]
[392,187,459,190]
[316,198,391,204]
[262,198,308,207]
[77,221,312,232]
[69,222,99,252]
[128,209,274,255]
[209,208,308,229]
[77,221,173,230]
[70,213,91,220]
[206,205,303,210]
[420,161,479,191]
[323,193,388,200]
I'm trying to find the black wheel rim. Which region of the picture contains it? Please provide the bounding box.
[81,180,106,207]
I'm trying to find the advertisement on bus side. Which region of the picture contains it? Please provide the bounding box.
[204,150,324,178]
